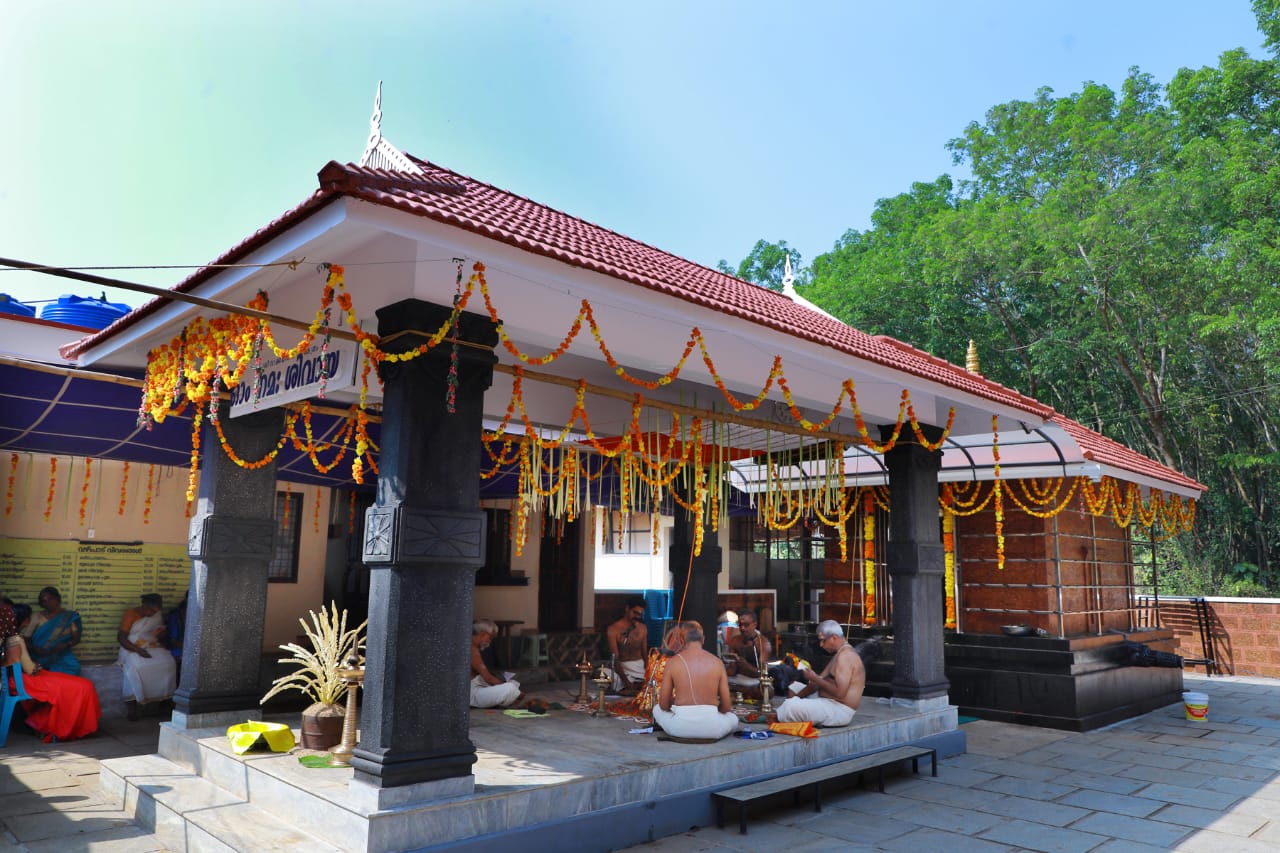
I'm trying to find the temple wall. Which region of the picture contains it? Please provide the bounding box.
[958,501,1133,637]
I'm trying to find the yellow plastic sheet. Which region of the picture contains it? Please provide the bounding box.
[226,721,296,755]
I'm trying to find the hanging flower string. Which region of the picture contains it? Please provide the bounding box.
[993,416,1004,571]
[79,457,93,525]
[446,259,463,413]
[862,489,876,623]
[143,464,155,525]
[118,460,131,515]
[43,456,58,522]
[5,452,17,517]
[135,259,1195,553]
[942,507,956,629]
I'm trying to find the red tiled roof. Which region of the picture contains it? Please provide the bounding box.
[1052,414,1205,494]
[57,154,1203,494]
[65,157,1052,420]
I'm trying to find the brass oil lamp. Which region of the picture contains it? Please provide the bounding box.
[329,655,365,767]
[575,652,595,704]
[759,672,775,715]
[591,666,612,717]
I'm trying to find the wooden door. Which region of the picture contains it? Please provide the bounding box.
[538,516,581,631]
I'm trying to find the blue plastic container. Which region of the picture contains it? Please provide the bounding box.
[38,294,131,330]
[0,293,36,317]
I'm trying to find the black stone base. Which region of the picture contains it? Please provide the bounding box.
[173,688,266,717]
[351,745,478,788]
[944,630,1185,732]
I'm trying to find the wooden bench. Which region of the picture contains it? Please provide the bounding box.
[713,744,936,834]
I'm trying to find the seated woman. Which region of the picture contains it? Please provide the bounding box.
[10,604,102,742]
[22,586,83,675]
[117,593,177,721]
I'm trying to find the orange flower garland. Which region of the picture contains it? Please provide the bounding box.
[992,416,1004,571]
[143,464,156,524]
[119,460,131,515]
[79,457,93,525]
[863,490,876,623]
[5,452,16,517]
[348,490,357,535]
[43,456,57,522]
[282,483,292,527]
[130,257,1198,562]
[942,509,956,629]
[313,487,321,534]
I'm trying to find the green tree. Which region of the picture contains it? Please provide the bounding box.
[717,239,803,292]
[805,15,1280,592]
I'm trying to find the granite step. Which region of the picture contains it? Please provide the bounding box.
[100,752,344,853]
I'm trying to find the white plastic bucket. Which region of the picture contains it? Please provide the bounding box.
[1183,691,1208,722]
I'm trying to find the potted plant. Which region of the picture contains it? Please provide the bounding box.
[261,602,367,750]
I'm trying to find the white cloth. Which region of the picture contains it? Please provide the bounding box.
[607,658,647,693]
[117,612,176,703]
[777,696,856,727]
[652,704,739,740]
[470,674,521,708]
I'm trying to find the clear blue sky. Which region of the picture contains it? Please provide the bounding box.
[0,1,1267,309]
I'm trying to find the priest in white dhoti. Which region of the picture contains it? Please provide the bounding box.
[117,593,177,720]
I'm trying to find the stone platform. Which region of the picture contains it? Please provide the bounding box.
[98,681,963,852]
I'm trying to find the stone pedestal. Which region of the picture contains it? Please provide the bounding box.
[173,408,284,726]
[883,429,949,702]
[351,300,497,790]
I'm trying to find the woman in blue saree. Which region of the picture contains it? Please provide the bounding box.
[22,587,83,675]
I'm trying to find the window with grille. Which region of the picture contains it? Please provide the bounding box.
[605,511,654,555]
[269,490,303,582]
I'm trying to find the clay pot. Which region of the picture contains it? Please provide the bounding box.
[300,702,344,750]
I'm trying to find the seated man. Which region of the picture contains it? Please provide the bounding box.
[653,621,739,741]
[605,596,648,694]
[725,608,772,699]
[117,593,177,721]
[777,619,864,727]
[469,619,521,709]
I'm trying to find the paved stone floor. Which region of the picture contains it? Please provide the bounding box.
[1,674,1278,852]
[626,675,1280,853]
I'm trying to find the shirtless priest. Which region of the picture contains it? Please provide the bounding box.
[653,621,739,741]
[777,619,865,727]
[605,596,648,694]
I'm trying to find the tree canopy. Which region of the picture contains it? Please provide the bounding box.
[724,5,1280,594]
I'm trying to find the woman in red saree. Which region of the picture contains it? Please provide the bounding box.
[11,604,101,742]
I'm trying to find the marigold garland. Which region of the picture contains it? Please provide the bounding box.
[79,457,93,525]
[143,464,155,525]
[992,416,1004,571]
[131,257,1198,563]
[348,490,357,535]
[43,456,57,522]
[118,460,131,516]
[313,486,322,534]
[863,490,876,624]
[942,509,956,629]
[5,452,16,518]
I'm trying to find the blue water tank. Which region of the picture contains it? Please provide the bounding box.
[38,294,131,330]
[0,293,36,317]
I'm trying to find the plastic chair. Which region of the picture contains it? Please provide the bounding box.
[2,661,33,748]
[519,632,549,667]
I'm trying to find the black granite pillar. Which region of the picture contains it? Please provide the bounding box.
[174,407,284,723]
[883,425,949,701]
[351,300,498,790]
[669,508,722,646]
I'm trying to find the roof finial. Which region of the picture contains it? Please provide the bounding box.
[966,339,980,374]
[360,82,384,166]
[781,253,795,293]
[356,82,424,174]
